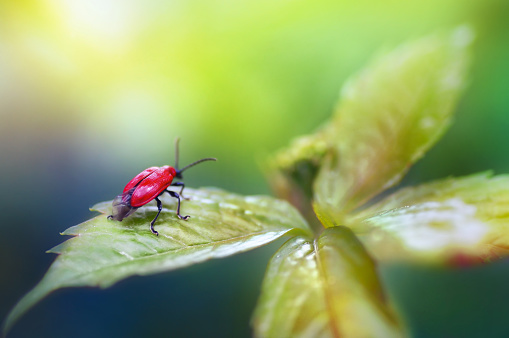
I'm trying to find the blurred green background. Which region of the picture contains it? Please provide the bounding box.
[1,0,509,337]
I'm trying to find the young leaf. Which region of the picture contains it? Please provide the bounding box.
[252,227,404,338]
[348,172,509,263]
[3,187,311,335]
[251,236,331,337]
[266,134,328,229]
[314,27,473,219]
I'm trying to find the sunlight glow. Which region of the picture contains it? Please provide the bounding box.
[49,0,141,49]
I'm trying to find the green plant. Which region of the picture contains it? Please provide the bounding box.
[5,26,507,337]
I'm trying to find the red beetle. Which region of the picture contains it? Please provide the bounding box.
[108,139,216,235]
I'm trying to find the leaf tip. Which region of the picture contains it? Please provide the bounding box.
[90,200,112,214]
[2,280,54,338]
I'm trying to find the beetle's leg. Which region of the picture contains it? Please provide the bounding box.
[150,197,163,236]
[165,190,190,220]
[171,181,189,200]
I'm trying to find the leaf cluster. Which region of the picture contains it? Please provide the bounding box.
[5,26,508,337]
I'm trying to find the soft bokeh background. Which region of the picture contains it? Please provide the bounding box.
[1,0,509,337]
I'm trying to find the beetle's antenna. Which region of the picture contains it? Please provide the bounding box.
[177,157,217,177]
[174,137,180,170]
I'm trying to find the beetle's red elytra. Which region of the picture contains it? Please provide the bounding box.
[108,138,216,235]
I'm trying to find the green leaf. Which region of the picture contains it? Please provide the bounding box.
[252,236,331,337]
[265,134,328,230]
[348,172,509,263]
[314,27,473,219]
[3,187,311,335]
[252,227,404,338]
